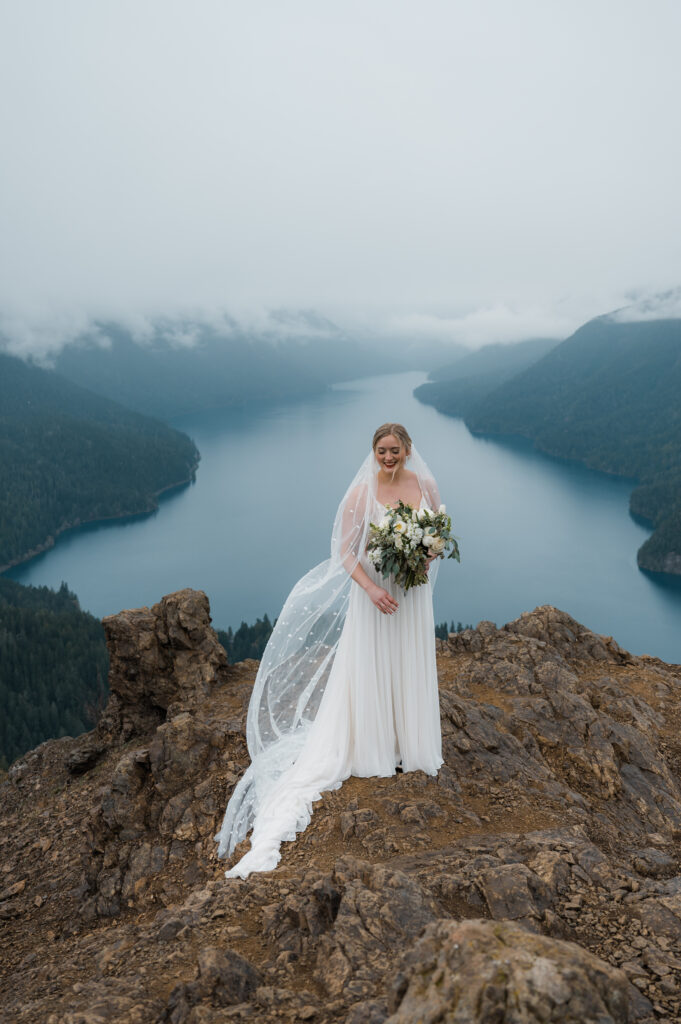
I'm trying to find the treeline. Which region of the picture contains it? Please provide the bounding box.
[216,614,475,661]
[217,614,274,663]
[418,316,681,576]
[0,579,108,770]
[435,620,474,640]
[0,352,199,569]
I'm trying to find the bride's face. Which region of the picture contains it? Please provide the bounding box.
[374,434,408,474]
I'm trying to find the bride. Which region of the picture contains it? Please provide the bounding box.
[214,423,444,878]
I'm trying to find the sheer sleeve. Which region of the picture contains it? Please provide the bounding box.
[420,475,442,512]
[338,484,371,575]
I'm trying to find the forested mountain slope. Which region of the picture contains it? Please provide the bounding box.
[464,317,681,574]
[0,578,108,769]
[415,337,558,418]
[0,352,199,569]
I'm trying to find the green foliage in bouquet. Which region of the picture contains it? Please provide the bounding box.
[367,500,460,591]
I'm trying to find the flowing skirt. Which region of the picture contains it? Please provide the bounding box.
[225,560,443,878]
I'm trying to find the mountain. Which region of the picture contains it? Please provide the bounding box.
[465,316,681,575]
[1,589,678,1020]
[48,315,462,419]
[428,336,560,383]
[415,337,559,419]
[418,314,681,576]
[0,351,199,570]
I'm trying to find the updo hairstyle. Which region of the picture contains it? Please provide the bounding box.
[372,423,412,454]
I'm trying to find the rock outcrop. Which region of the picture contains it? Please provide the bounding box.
[2,593,681,1023]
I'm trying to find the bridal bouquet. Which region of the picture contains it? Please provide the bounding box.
[367,501,460,591]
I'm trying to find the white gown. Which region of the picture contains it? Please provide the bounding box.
[225,495,443,879]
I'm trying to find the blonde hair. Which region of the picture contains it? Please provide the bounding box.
[372,423,412,453]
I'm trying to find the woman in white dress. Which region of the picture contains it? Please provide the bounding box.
[214,423,444,878]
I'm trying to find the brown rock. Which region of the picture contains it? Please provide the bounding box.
[386,918,644,1023]
[101,588,229,740]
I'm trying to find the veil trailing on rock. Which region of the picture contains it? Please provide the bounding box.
[214,444,441,859]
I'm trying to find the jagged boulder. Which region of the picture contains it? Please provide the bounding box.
[100,588,229,739]
[71,590,243,919]
[387,918,636,1023]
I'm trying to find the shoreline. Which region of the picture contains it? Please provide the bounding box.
[0,464,199,576]
[415,391,680,579]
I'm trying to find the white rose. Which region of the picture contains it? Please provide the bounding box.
[379,516,391,529]
[431,537,446,555]
[438,503,446,514]
[417,509,427,522]
[422,535,434,548]
[394,535,404,550]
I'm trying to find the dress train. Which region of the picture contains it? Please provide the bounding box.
[225,540,442,879]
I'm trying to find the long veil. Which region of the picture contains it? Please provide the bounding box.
[214,444,441,858]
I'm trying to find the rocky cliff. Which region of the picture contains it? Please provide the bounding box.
[2,590,681,1023]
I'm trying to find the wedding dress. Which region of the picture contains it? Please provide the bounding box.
[214,446,444,879]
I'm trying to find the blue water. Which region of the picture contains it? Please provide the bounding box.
[7,372,681,661]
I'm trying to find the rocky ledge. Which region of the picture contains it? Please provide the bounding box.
[2,591,681,1023]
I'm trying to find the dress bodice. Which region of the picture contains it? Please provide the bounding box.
[373,493,425,514]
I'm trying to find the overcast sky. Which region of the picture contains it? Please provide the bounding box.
[1,0,681,352]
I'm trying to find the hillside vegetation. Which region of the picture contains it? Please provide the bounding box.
[459,318,681,574]
[0,578,108,769]
[0,352,199,569]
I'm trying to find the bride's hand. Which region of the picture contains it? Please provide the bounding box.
[369,584,399,615]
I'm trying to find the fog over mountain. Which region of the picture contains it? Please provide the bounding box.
[1,1,680,351]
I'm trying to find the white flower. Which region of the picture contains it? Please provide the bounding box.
[431,537,446,555]
[422,535,434,548]
[394,535,404,550]
[417,509,427,522]
[423,507,433,517]
[438,503,446,514]
[393,520,407,534]
[379,516,391,529]
[411,509,419,522]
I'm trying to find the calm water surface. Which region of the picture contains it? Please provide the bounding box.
[7,372,681,661]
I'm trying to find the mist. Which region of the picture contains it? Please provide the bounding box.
[1,0,680,358]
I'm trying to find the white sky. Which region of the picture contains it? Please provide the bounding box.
[1,0,681,349]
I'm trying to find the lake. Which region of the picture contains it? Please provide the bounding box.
[7,372,681,661]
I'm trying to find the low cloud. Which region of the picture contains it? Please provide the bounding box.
[609,288,681,323]
[0,304,349,363]
[384,303,582,349]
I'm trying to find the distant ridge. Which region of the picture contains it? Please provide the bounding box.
[0,351,199,570]
[436,315,681,575]
[415,337,559,418]
[45,315,463,419]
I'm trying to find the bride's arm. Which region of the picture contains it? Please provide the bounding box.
[340,485,398,615]
[349,562,398,614]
